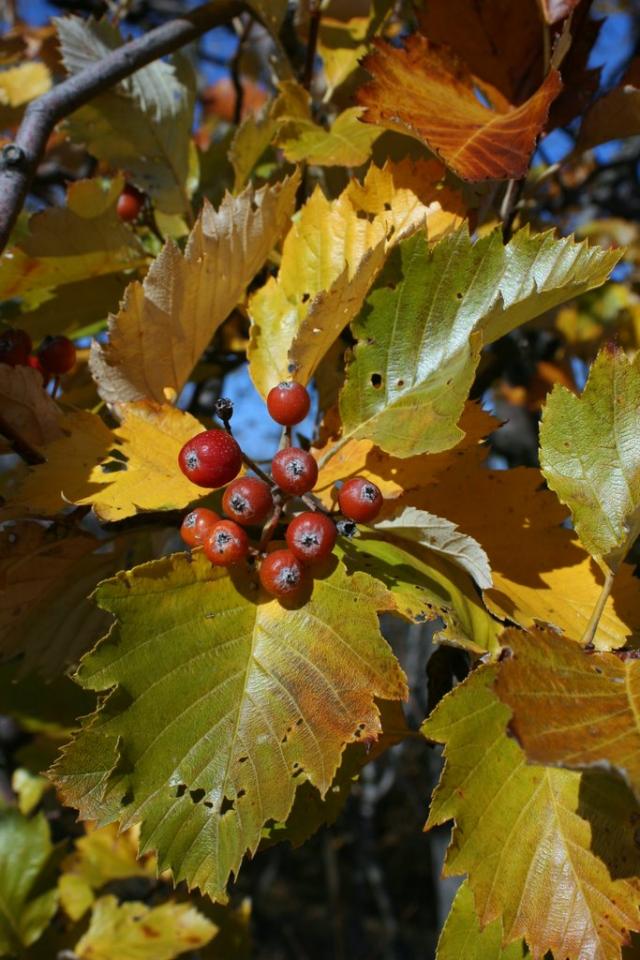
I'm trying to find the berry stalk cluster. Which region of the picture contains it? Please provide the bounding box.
[177,381,383,601]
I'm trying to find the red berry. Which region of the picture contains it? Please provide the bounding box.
[203,519,249,566]
[223,476,273,526]
[271,447,318,496]
[286,512,336,565]
[0,328,31,366]
[338,477,383,523]
[37,335,76,375]
[267,381,311,426]
[26,354,49,385]
[259,549,306,598]
[180,507,220,548]
[117,184,144,222]
[178,429,243,488]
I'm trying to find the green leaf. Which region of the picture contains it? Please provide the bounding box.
[0,810,59,956]
[374,506,492,590]
[73,895,217,960]
[540,345,640,571]
[339,227,621,458]
[56,16,197,216]
[52,551,407,902]
[423,665,640,960]
[437,881,527,960]
[278,107,384,167]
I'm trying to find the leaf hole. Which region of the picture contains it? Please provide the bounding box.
[456,292,462,300]
[101,460,128,474]
[220,796,235,814]
[238,756,249,763]
[292,767,305,778]
[370,373,382,388]
[175,783,187,798]
[204,801,213,809]
[295,718,304,726]
[237,788,246,799]
[189,788,206,804]
[396,379,405,388]
[301,292,310,303]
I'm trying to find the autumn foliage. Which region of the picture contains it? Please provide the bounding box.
[0,1,640,958]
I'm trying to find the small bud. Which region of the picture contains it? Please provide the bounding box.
[214,397,234,423]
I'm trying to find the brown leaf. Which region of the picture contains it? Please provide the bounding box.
[0,365,62,449]
[357,35,561,181]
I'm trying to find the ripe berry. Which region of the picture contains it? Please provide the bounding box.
[180,507,220,548]
[338,477,383,523]
[286,512,336,564]
[271,447,318,496]
[116,184,144,222]
[178,429,242,488]
[37,335,76,375]
[259,549,306,598]
[223,477,273,526]
[267,381,311,426]
[0,328,31,366]
[203,519,249,566]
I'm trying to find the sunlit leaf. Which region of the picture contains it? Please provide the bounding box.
[496,626,640,799]
[74,895,217,960]
[318,16,370,97]
[11,769,50,816]
[540,345,640,571]
[56,16,197,215]
[0,810,58,955]
[278,106,383,167]
[423,665,640,960]
[90,174,299,404]
[0,177,146,300]
[0,365,62,450]
[436,881,527,960]
[0,60,50,106]
[338,227,620,458]
[52,551,407,901]
[356,35,561,181]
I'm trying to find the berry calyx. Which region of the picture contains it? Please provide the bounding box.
[116,184,144,222]
[203,519,249,565]
[0,327,32,366]
[180,507,220,548]
[37,335,76,375]
[338,477,383,523]
[267,381,311,426]
[259,549,306,598]
[286,511,336,565]
[271,447,318,496]
[222,476,273,526]
[178,429,243,488]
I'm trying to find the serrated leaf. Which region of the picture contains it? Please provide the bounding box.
[374,506,492,590]
[0,810,58,955]
[74,895,217,960]
[540,346,640,571]
[0,522,137,678]
[424,665,640,960]
[338,227,621,458]
[496,627,640,800]
[90,175,299,404]
[356,35,561,181]
[0,177,146,300]
[278,106,383,167]
[56,16,196,215]
[437,881,527,960]
[4,403,210,521]
[248,159,465,398]
[52,552,407,902]
[0,365,62,449]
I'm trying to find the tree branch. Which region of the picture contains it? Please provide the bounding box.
[0,0,247,253]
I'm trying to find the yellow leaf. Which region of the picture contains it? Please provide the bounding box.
[278,106,383,167]
[0,61,50,106]
[74,895,217,960]
[0,365,62,449]
[4,403,209,522]
[318,16,370,97]
[248,159,465,398]
[90,174,299,404]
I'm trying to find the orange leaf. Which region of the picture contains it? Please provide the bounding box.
[357,35,561,181]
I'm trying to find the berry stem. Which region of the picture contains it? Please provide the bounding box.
[259,501,283,551]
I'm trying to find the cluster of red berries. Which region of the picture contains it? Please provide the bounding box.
[0,327,76,384]
[177,381,383,601]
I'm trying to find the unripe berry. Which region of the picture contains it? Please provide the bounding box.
[286,511,336,564]
[338,477,383,523]
[259,549,306,598]
[203,519,249,565]
[271,447,318,496]
[267,381,311,426]
[117,184,144,222]
[223,476,273,526]
[37,335,76,375]
[178,429,242,488]
[180,507,220,548]
[0,328,31,366]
